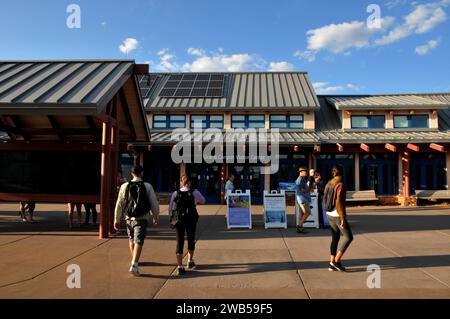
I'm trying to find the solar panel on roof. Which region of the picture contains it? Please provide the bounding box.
[159,73,226,98]
[140,88,150,97]
[169,74,182,81]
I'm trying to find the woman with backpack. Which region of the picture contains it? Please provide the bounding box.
[168,175,206,276]
[323,164,353,272]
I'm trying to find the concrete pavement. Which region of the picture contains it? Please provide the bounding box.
[0,203,450,299]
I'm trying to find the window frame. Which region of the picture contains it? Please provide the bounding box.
[190,114,224,129]
[351,115,386,129]
[231,114,265,129]
[153,114,186,129]
[270,114,304,129]
[393,114,429,129]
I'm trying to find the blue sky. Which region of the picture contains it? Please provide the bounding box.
[0,0,449,94]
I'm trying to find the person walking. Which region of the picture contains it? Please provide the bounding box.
[323,164,353,272]
[114,165,160,276]
[315,172,326,228]
[295,167,311,233]
[68,203,82,229]
[169,175,206,276]
[83,203,98,226]
[224,174,235,201]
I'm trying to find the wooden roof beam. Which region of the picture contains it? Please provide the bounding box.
[360,143,370,152]
[337,143,344,152]
[47,115,64,141]
[118,88,137,140]
[430,143,446,152]
[385,143,397,152]
[406,143,420,152]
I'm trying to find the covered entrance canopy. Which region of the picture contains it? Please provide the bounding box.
[0,60,150,238]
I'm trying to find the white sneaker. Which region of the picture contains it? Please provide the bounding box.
[129,263,140,276]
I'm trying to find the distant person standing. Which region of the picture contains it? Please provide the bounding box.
[19,202,36,223]
[295,167,311,233]
[114,165,160,276]
[315,172,326,228]
[169,175,206,276]
[224,174,235,201]
[323,164,353,272]
[308,169,316,190]
[68,203,82,229]
[83,203,98,226]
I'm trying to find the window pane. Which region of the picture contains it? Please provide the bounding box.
[153,115,166,121]
[232,115,245,121]
[289,115,304,122]
[271,122,287,128]
[210,115,223,121]
[351,116,369,128]
[232,122,246,128]
[191,115,207,121]
[170,122,186,128]
[191,121,206,129]
[371,116,385,128]
[289,122,304,129]
[171,115,185,121]
[248,122,265,128]
[270,115,286,121]
[153,122,167,128]
[209,122,224,129]
[411,115,429,128]
[394,116,408,128]
[249,115,265,121]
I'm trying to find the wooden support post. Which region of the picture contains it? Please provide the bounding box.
[109,123,119,235]
[100,118,112,239]
[355,152,360,191]
[402,151,411,199]
[221,163,227,205]
[264,164,271,192]
[446,151,450,190]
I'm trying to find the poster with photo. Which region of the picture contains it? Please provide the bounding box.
[226,190,252,229]
[264,191,287,229]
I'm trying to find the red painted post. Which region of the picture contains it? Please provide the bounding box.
[99,118,112,239]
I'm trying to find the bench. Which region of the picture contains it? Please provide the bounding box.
[346,190,378,202]
[415,190,450,200]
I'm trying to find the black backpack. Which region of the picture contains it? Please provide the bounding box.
[124,181,151,218]
[323,180,339,212]
[171,190,199,225]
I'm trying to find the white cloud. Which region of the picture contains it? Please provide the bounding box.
[293,50,316,62]
[313,82,362,94]
[415,39,440,55]
[119,38,139,55]
[304,18,394,54]
[183,49,262,72]
[187,48,205,57]
[268,61,295,72]
[375,2,448,45]
[153,48,180,71]
[385,0,408,9]
[101,21,107,26]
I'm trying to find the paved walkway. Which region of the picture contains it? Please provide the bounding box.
[1,203,450,299]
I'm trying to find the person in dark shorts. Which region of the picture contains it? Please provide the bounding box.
[169,175,206,276]
[68,203,82,229]
[114,165,160,276]
[19,202,36,223]
[323,164,353,272]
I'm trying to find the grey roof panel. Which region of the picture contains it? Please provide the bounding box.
[144,72,320,110]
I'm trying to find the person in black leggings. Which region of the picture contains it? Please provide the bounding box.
[324,164,353,272]
[169,175,206,276]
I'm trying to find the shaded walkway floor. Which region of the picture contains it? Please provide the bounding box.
[0,203,450,299]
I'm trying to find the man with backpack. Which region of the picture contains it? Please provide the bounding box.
[323,164,353,272]
[114,165,159,276]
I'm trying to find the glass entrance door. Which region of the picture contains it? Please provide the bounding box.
[186,164,221,203]
[229,165,264,204]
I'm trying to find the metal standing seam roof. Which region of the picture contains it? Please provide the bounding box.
[144,72,320,110]
[0,60,135,115]
[327,94,448,110]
